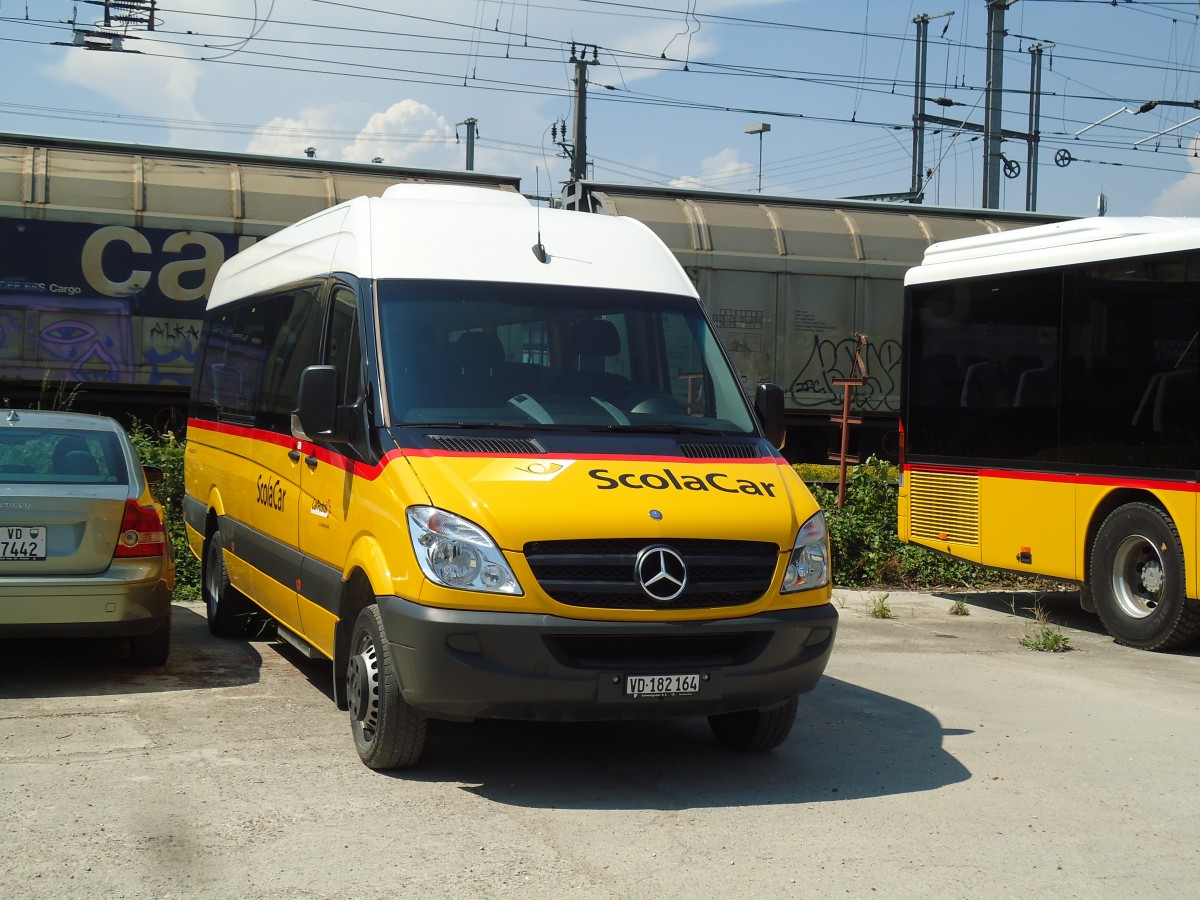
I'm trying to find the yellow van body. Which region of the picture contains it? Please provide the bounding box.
[183,185,836,768]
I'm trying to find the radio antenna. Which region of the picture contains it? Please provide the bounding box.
[532,166,548,263]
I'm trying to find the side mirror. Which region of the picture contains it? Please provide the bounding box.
[294,365,350,443]
[754,382,787,449]
[142,465,164,485]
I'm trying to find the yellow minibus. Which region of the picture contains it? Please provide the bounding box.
[183,184,835,768]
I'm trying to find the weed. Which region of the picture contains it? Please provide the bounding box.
[1019,602,1073,652]
[239,611,276,640]
[948,598,970,616]
[36,372,81,412]
[868,592,893,619]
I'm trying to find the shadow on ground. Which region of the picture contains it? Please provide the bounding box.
[0,603,262,699]
[389,675,970,810]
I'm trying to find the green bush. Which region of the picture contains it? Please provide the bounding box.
[805,456,1021,590]
[128,423,201,603]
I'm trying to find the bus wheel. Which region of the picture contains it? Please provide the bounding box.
[1091,502,1200,650]
[347,605,427,770]
[203,530,254,637]
[707,696,798,751]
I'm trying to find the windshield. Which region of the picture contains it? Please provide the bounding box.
[376,280,757,434]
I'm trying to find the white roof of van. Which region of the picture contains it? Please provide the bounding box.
[905,215,1200,286]
[207,184,697,308]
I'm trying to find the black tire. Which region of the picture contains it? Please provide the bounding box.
[203,530,255,638]
[708,696,798,751]
[1091,502,1200,650]
[130,607,171,666]
[346,605,427,770]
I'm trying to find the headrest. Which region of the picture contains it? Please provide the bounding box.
[453,331,505,368]
[567,319,621,357]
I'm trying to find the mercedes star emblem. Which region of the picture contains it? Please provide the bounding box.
[634,545,688,602]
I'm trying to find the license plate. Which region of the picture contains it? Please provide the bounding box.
[1,526,47,561]
[625,673,700,698]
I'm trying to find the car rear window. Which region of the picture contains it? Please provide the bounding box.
[0,429,127,484]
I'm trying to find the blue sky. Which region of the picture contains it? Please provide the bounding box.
[2,0,1199,217]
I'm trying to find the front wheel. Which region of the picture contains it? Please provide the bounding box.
[1090,502,1200,650]
[347,605,427,770]
[707,696,798,751]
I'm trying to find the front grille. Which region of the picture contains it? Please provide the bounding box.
[427,435,545,454]
[524,538,779,609]
[547,632,770,668]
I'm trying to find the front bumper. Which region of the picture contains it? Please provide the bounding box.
[379,595,837,721]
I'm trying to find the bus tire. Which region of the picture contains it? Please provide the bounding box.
[708,696,798,751]
[203,530,254,638]
[347,605,427,770]
[1090,502,1200,650]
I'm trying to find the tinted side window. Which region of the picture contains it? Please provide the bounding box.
[1061,255,1200,470]
[260,286,325,432]
[328,286,363,406]
[905,272,1062,461]
[193,285,324,431]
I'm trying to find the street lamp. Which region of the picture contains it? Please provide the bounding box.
[744,122,771,193]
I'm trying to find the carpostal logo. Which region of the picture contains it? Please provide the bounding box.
[588,466,779,497]
[256,474,286,511]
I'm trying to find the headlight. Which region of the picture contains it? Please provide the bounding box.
[406,506,522,595]
[781,510,830,593]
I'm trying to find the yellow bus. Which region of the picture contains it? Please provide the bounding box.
[182,184,836,769]
[898,216,1200,651]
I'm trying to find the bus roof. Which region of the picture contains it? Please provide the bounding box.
[206,184,697,309]
[905,216,1200,286]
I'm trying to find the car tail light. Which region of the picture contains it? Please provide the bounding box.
[114,499,166,558]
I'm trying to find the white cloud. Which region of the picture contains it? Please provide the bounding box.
[670,147,752,190]
[1147,134,1200,216]
[245,110,341,159]
[48,51,205,128]
[243,100,466,171]
[341,101,457,168]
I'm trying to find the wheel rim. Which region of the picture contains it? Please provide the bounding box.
[347,635,381,744]
[1111,532,1165,620]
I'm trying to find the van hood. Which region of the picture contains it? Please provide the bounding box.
[399,446,810,551]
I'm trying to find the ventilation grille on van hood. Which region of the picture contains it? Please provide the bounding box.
[677,441,762,459]
[426,435,546,455]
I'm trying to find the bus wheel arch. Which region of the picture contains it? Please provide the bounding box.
[1089,501,1200,650]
